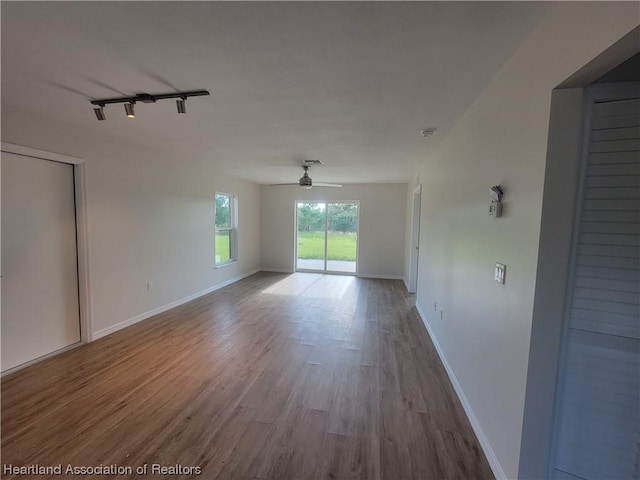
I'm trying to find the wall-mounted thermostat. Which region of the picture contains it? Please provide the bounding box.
[489,185,504,218]
[495,263,506,284]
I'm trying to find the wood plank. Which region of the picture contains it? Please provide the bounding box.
[1,272,494,480]
[349,364,381,480]
[380,390,413,480]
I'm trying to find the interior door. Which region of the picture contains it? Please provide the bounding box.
[1,152,81,372]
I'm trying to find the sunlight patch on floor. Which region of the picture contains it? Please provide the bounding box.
[260,272,355,299]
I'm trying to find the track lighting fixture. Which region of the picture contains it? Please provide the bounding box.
[176,98,186,115]
[89,89,209,120]
[93,106,106,121]
[124,103,135,118]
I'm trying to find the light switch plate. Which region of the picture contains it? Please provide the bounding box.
[495,263,506,284]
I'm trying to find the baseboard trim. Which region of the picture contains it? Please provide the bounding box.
[403,277,410,291]
[92,269,261,340]
[260,268,294,274]
[1,341,84,377]
[415,301,507,480]
[357,273,404,280]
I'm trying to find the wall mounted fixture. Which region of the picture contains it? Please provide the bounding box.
[489,185,504,217]
[90,90,209,120]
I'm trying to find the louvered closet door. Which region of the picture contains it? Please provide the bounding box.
[553,85,640,480]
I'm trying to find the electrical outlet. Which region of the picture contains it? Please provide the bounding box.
[147,282,153,291]
[433,302,437,311]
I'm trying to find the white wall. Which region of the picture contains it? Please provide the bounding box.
[260,183,407,278]
[412,3,639,479]
[1,105,261,338]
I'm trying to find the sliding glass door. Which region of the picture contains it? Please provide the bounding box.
[296,202,326,271]
[296,202,358,274]
[326,203,357,273]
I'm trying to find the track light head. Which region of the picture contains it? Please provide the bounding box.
[176,98,186,115]
[93,106,106,121]
[124,103,135,118]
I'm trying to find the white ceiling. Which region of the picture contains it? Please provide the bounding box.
[1,2,553,184]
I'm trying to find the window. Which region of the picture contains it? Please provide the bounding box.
[215,193,236,266]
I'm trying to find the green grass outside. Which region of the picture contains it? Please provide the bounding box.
[215,233,231,263]
[297,231,357,261]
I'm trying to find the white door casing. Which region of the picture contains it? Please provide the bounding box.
[408,185,422,293]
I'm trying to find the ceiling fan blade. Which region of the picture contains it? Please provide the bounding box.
[313,183,343,187]
[269,183,300,186]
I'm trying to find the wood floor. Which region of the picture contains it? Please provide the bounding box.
[1,272,494,480]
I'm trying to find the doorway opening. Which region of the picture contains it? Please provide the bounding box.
[296,201,358,274]
[408,185,422,293]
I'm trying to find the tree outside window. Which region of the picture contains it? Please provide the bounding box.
[215,193,235,265]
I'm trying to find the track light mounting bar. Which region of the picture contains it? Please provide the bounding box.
[90,89,209,107]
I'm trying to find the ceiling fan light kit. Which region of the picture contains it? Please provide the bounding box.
[299,167,313,189]
[270,164,342,189]
[90,90,209,120]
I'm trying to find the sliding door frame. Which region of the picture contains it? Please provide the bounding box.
[294,200,360,276]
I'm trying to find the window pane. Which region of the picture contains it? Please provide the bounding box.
[215,230,232,263]
[215,194,231,229]
[327,203,357,273]
[296,202,326,271]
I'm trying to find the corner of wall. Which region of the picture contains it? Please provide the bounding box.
[92,268,260,340]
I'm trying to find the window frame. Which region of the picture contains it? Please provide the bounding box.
[214,192,237,267]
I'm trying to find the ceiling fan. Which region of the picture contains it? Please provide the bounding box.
[270,165,342,189]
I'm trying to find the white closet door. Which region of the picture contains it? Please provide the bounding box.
[553,86,640,479]
[1,152,80,372]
